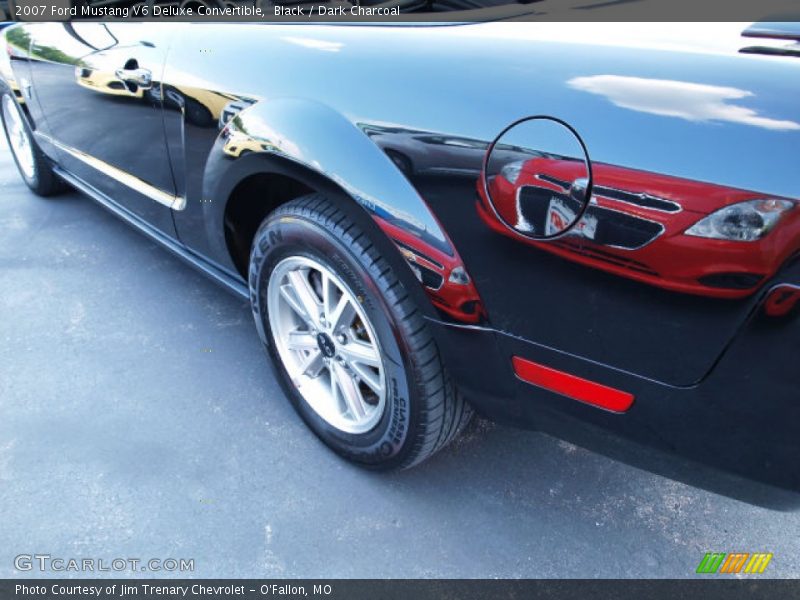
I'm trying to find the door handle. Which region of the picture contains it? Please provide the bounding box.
[115,67,152,88]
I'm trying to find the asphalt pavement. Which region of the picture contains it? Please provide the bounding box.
[1,138,799,579]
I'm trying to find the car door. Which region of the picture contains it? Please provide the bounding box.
[27,23,178,235]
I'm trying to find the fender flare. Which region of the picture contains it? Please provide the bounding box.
[199,98,485,324]
[198,98,465,320]
[202,97,455,256]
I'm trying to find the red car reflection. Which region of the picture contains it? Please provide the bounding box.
[374,216,485,323]
[478,158,799,299]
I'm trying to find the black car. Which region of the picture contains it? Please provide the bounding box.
[2,22,799,494]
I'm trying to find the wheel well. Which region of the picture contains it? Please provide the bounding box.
[221,164,445,325]
[224,172,313,278]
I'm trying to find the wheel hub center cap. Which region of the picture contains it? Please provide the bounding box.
[316,332,336,358]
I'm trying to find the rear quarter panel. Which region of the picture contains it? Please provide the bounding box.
[161,22,799,387]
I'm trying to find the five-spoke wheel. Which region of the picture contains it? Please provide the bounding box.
[267,256,385,434]
[1,92,66,196]
[250,194,472,468]
[2,94,35,180]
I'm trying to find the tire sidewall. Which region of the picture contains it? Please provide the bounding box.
[250,211,418,468]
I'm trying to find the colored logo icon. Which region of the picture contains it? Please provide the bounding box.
[696,553,773,574]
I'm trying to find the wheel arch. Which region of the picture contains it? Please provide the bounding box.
[202,97,484,324]
[207,146,443,324]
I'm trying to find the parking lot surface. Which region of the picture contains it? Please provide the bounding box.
[1,140,799,578]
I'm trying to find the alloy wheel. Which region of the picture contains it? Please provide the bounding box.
[267,256,386,434]
[2,95,35,180]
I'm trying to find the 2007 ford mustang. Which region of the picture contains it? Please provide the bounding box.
[1,21,798,492]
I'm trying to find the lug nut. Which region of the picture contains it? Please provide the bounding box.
[336,333,347,344]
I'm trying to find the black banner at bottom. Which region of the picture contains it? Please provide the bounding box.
[1,579,799,600]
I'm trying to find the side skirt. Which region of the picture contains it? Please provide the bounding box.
[53,166,249,301]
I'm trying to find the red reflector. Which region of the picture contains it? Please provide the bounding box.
[512,356,634,413]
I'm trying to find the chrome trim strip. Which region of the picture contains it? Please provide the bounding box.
[534,173,571,190]
[35,132,186,211]
[534,174,682,214]
[593,185,682,214]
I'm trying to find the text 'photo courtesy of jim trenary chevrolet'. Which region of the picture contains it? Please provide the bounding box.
[1,3,800,594]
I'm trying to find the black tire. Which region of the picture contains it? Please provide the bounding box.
[249,193,472,469]
[1,92,67,197]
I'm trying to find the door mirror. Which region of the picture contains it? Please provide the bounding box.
[482,117,592,240]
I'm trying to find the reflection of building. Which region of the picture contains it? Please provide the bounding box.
[480,157,799,299]
[218,98,255,130]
